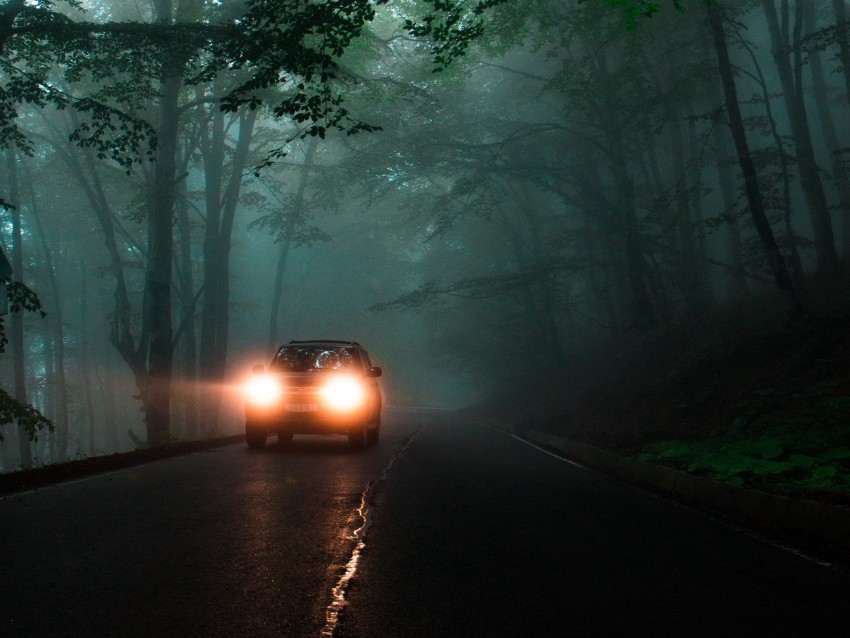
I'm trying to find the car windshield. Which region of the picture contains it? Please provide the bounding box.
[270,346,359,373]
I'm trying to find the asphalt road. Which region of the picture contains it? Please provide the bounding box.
[1,408,848,637]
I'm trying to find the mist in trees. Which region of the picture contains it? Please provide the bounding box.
[0,0,848,470]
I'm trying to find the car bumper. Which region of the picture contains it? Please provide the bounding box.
[246,406,374,435]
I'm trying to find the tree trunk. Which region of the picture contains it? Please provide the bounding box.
[808,1,850,263]
[79,266,97,455]
[732,21,804,280]
[614,149,655,326]
[640,135,673,316]
[495,181,566,366]
[762,0,842,278]
[686,104,716,308]
[587,219,619,328]
[198,106,225,434]
[268,138,318,351]
[707,3,803,316]
[142,67,183,446]
[670,113,710,312]
[656,29,714,314]
[23,159,70,462]
[57,114,150,444]
[94,357,120,453]
[198,107,256,434]
[175,190,199,439]
[136,0,209,445]
[832,0,850,113]
[711,109,749,300]
[593,49,655,327]
[5,148,32,468]
[268,237,293,352]
[41,342,55,461]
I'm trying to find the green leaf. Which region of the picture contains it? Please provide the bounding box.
[0,386,53,440]
[812,466,838,480]
[818,448,850,462]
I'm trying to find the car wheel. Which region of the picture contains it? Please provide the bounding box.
[366,419,381,446]
[245,426,267,449]
[277,432,293,445]
[348,426,367,450]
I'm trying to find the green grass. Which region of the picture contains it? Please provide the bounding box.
[633,379,850,495]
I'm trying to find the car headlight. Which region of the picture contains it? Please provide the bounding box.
[245,375,282,406]
[322,376,366,411]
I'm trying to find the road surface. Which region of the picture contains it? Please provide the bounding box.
[1,408,848,637]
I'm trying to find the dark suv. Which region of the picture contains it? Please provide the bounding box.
[244,340,382,449]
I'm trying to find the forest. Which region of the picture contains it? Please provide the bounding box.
[0,0,849,473]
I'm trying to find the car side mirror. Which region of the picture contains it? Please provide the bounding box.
[367,366,382,378]
[252,364,265,374]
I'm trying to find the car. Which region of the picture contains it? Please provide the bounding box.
[244,340,383,449]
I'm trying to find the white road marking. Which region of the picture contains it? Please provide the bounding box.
[504,428,848,575]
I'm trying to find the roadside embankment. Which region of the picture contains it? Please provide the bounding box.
[0,434,244,496]
[524,429,850,552]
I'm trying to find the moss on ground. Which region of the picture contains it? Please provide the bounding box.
[529,283,850,508]
[633,378,850,498]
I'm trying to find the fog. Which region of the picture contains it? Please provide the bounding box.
[1,0,848,469]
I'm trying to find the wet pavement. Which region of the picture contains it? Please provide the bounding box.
[2,409,848,637]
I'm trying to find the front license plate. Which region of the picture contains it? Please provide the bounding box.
[285,403,318,412]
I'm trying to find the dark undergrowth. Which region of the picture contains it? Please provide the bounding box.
[632,379,850,502]
[494,278,850,508]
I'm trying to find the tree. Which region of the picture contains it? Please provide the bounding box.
[0,230,50,448]
[1,0,503,445]
[583,0,804,308]
[831,0,850,112]
[760,0,842,278]
[804,0,850,264]
[704,2,802,315]
[244,137,332,352]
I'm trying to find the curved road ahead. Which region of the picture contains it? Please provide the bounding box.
[1,409,848,637]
